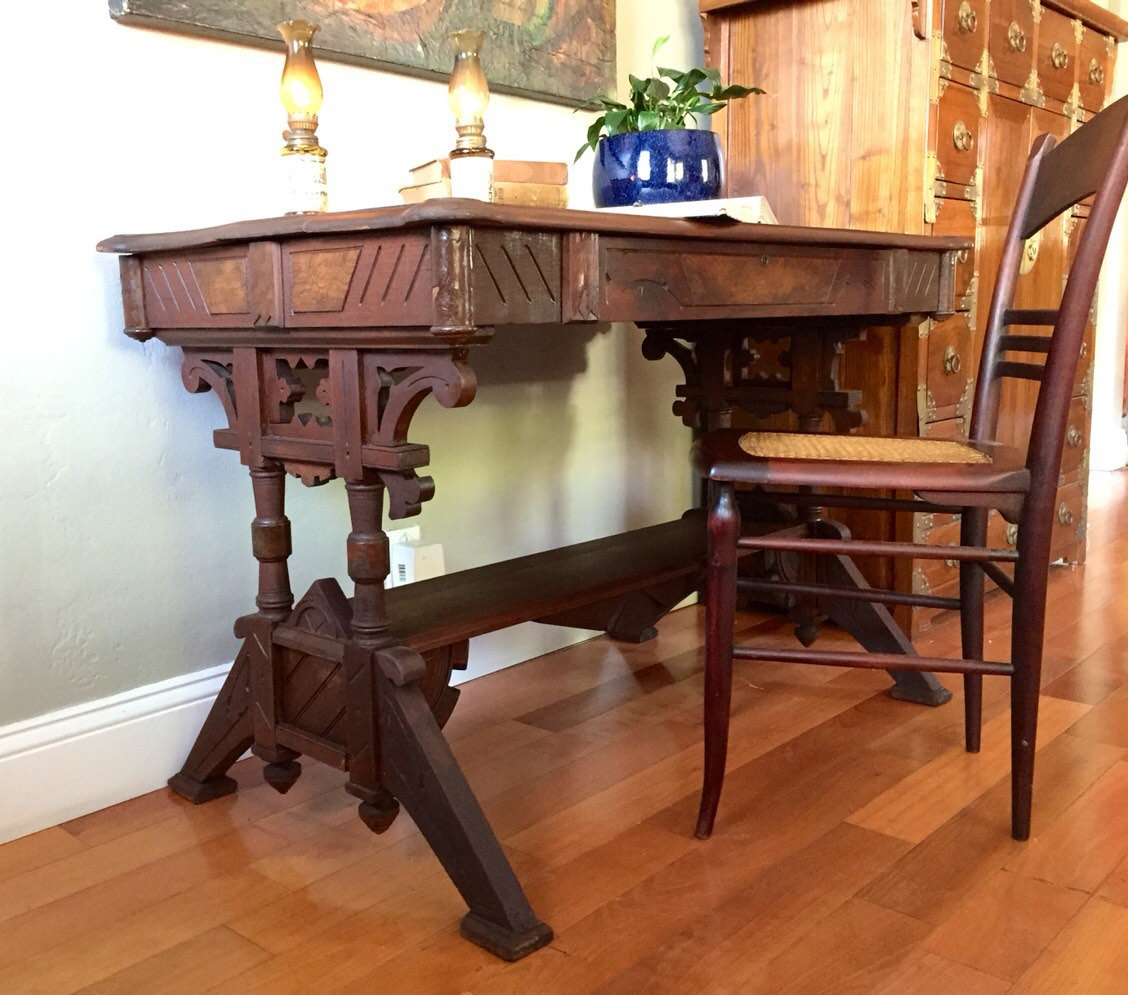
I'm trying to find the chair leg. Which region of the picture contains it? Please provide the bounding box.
[959,509,988,753]
[1010,529,1050,842]
[695,481,741,840]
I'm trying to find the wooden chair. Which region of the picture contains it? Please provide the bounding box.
[694,94,1128,844]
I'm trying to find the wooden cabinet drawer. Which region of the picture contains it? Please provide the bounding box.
[922,416,968,440]
[1060,395,1089,480]
[1079,30,1113,111]
[921,313,973,422]
[1050,480,1085,561]
[941,0,988,72]
[989,0,1035,89]
[936,82,981,188]
[1037,9,1078,104]
[932,197,978,308]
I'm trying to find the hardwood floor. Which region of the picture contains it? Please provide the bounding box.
[5,472,1128,992]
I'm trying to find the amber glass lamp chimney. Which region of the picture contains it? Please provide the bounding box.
[447,30,494,200]
[278,19,328,213]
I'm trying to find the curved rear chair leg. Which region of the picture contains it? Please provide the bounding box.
[960,509,988,753]
[696,482,741,840]
[1010,538,1049,842]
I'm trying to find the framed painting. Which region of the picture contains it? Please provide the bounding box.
[108,1,616,106]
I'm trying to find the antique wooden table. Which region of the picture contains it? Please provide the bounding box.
[99,201,966,961]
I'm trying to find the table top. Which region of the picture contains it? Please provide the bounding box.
[98,199,970,256]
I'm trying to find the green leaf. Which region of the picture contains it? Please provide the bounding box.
[604,108,630,133]
[703,66,723,85]
[638,109,661,131]
[629,73,647,95]
[575,143,591,163]
[657,67,684,83]
[694,101,727,116]
[652,35,670,57]
[586,118,605,145]
[646,78,671,102]
[711,84,764,100]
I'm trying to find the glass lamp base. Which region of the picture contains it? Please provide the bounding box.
[449,153,494,201]
[282,148,328,215]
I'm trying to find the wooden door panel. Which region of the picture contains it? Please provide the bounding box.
[1079,28,1114,111]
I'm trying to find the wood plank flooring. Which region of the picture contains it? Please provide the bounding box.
[4,471,1128,992]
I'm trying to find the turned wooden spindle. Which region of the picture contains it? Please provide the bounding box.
[249,463,294,620]
[345,479,392,645]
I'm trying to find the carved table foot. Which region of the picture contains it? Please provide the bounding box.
[377,645,554,960]
[814,520,953,707]
[167,643,255,803]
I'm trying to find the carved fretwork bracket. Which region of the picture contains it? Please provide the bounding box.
[640,323,867,434]
[180,345,479,517]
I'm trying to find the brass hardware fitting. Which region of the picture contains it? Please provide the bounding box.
[944,345,963,374]
[1006,523,1019,547]
[1051,43,1070,70]
[1089,59,1105,85]
[1067,425,1083,447]
[1020,231,1041,274]
[1008,22,1028,53]
[1058,504,1074,526]
[953,120,975,152]
[958,1,978,33]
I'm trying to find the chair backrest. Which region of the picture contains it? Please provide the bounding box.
[971,94,1128,537]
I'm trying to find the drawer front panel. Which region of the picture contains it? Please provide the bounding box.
[1050,479,1085,562]
[1060,395,1090,480]
[598,240,906,321]
[936,82,981,188]
[922,313,973,422]
[932,197,978,308]
[942,0,988,72]
[989,0,1036,89]
[1037,9,1079,104]
[1079,30,1113,111]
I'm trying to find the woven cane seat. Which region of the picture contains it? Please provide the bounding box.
[737,432,993,465]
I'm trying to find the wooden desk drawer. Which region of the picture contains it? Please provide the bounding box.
[932,197,977,308]
[936,82,981,189]
[1037,9,1079,104]
[921,313,973,422]
[1060,396,1089,480]
[989,0,1035,90]
[1079,30,1114,111]
[941,0,988,73]
[1050,479,1085,561]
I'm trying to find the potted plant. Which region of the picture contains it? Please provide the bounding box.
[576,37,763,208]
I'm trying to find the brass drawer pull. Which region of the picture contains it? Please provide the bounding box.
[1080,341,1089,360]
[1067,425,1083,447]
[1090,59,1106,85]
[1006,523,1019,547]
[1051,43,1070,70]
[1058,504,1074,526]
[958,1,978,33]
[1008,22,1028,53]
[956,248,970,264]
[953,121,974,152]
[944,345,962,374]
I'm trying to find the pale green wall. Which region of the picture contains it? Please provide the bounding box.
[0,0,704,726]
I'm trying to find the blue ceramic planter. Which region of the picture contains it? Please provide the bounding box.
[593,129,724,208]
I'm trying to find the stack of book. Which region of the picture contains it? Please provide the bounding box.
[400,159,569,208]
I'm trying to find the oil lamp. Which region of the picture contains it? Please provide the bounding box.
[278,19,328,214]
[447,30,494,200]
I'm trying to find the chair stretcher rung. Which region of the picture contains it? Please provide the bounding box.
[736,577,961,611]
[999,334,1053,353]
[734,534,1020,562]
[731,645,1014,676]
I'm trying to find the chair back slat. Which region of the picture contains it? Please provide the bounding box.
[970,93,1128,533]
[1022,97,1128,238]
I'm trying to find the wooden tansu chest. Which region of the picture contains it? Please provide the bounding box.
[701,0,1125,632]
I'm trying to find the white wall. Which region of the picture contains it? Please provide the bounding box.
[1,0,703,729]
[1090,0,1128,471]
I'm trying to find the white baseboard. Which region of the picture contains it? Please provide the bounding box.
[0,663,233,845]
